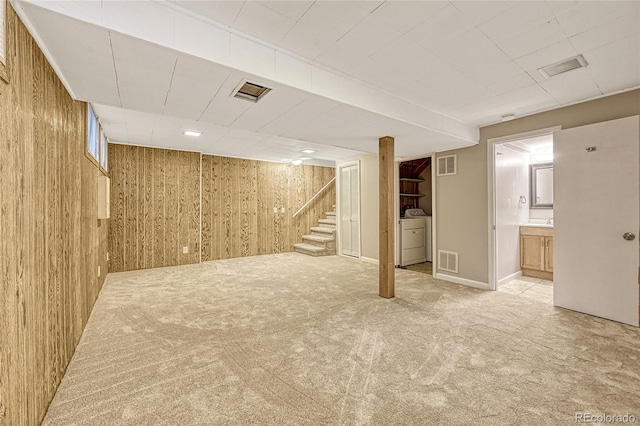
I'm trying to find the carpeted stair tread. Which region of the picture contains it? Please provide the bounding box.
[310,226,336,234]
[303,234,334,243]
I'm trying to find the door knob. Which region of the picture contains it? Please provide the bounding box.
[623,232,635,241]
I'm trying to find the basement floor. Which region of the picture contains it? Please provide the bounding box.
[44,253,640,425]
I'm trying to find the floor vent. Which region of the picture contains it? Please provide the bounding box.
[438,250,458,273]
[437,154,457,176]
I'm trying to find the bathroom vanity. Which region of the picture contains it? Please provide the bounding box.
[520,225,554,280]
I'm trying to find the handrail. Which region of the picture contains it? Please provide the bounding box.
[292,176,336,218]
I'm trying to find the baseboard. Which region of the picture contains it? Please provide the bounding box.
[359,256,379,265]
[435,273,491,290]
[498,270,522,286]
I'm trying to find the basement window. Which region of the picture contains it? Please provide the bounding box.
[232,80,272,103]
[87,104,99,163]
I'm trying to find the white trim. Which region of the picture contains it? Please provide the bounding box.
[487,126,561,291]
[435,273,490,290]
[497,270,522,287]
[359,256,379,265]
[199,153,203,264]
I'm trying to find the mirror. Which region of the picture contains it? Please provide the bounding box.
[530,163,553,208]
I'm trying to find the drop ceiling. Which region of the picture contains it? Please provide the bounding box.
[12,0,640,164]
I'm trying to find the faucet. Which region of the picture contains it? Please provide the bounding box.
[546,217,554,225]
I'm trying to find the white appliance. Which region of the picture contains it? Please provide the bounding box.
[400,209,432,266]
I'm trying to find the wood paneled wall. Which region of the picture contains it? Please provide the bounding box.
[108,144,201,272]
[0,4,108,425]
[108,148,335,271]
[201,155,335,260]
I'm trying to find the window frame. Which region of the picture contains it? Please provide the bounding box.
[86,104,100,167]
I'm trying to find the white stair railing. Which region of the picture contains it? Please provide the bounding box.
[292,177,336,218]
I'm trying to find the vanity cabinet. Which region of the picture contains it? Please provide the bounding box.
[520,226,553,280]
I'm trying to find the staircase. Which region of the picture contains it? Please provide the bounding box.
[293,210,336,256]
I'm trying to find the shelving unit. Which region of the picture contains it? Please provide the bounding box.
[400,177,425,211]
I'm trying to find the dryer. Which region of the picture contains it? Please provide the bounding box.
[400,209,432,266]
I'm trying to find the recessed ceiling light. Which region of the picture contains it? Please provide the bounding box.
[232,80,272,103]
[183,130,202,137]
[291,159,303,166]
[538,54,588,78]
[301,149,315,154]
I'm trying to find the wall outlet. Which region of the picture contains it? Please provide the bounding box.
[107,252,110,261]
[273,207,278,213]
[98,266,101,277]
[281,207,285,213]
[183,246,188,254]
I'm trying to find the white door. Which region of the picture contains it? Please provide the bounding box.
[554,116,639,326]
[340,164,360,257]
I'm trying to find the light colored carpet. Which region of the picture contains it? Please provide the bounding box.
[405,261,433,275]
[44,253,640,425]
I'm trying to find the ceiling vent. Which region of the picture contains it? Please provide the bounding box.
[232,80,272,103]
[538,54,588,78]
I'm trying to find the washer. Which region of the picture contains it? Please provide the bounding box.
[402,209,432,264]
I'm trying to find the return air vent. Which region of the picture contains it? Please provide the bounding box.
[538,54,588,78]
[232,79,272,103]
[438,250,458,273]
[437,154,456,176]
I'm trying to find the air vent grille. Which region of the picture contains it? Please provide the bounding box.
[438,250,458,273]
[538,54,588,78]
[437,155,457,176]
[232,80,272,103]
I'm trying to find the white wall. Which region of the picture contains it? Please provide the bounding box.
[495,145,529,281]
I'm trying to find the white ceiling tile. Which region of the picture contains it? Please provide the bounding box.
[471,61,527,87]
[451,1,514,26]
[370,1,449,33]
[275,52,313,90]
[257,1,314,21]
[479,2,555,42]
[369,36,432,69]
[554,1,638,37]
[111,32,177,73]
[486,72,537,96]
[173,54,231,82]
[314,49,369,74]
[328,15,402,61]
[258,97,339,135]
[232,2,297,45]
[102,0,175,46]
[500,84,557,109]
[229,34,275,79]
[539,68,602,104]
[346,58,397,84]
[174,13,231,64]
[569,13,640,54]
[230,88,309,131]
[169,1,244,27]
[497,19,567,60]
[407,4,475,48]
[115,60,174,91]
[585,35,640,93]
[514,40,577,75]
[277,25,335,60]
[119,83,168,115]
[286,1,371,47]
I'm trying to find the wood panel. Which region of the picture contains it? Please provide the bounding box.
[202,155,335,261]
[108,145,201,272]
[0,3,108,424]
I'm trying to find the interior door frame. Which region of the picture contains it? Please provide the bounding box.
[487,126,561,291]
[395,153,435,275]
[336,160,361,258]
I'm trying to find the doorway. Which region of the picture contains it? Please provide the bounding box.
[396,156,433,276]
[488,128,559,299]
[338,162,360,258]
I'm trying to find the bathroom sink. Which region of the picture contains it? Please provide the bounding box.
[524,223,553,228]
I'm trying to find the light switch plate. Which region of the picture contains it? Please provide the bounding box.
[183,246,188,254]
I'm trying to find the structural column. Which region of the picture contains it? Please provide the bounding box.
[379,136,395,298]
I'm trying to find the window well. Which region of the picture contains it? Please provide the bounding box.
[232,80,272,103]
